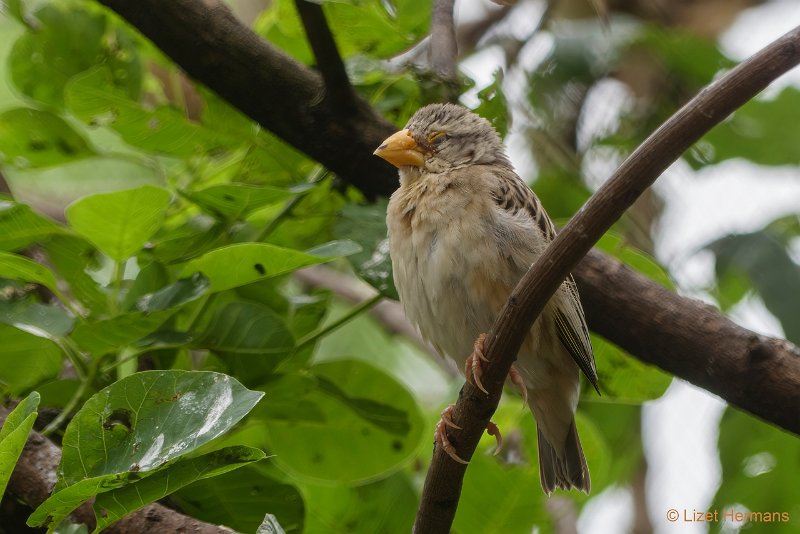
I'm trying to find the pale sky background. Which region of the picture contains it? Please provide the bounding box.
[458,1,800,533]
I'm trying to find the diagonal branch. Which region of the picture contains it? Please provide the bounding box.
[293,0,359,111]
[412,24,800,533]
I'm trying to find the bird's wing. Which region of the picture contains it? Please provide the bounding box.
[488,166,599,391]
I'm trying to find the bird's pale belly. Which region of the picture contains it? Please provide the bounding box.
[390,219,557,391]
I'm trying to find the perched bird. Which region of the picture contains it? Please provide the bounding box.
[374,103,598,494]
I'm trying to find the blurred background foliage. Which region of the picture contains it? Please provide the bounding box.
[0,0,798,532]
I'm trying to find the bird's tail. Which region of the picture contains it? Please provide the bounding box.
[537,420,590,495]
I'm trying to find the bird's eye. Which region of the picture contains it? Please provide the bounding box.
[428,131,447,145]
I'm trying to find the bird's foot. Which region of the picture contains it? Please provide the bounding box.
[508,364,529,406]
[435,404,504,464]
[465,333,489,394]
[465,333,529,406]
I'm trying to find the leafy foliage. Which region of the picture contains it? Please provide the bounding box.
[0,392,40,500]
[0,0,797,531]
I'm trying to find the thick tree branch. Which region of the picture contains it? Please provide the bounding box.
[293,0,358,111]
[575,250,800,432]
[412,25,800,532]
[0,405,236,533]
[96,0,800,483]
[98,0,396,200]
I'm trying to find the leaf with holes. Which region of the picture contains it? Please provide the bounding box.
[28,371,263,528]
[0,108,95,168]
[180,243,339,293]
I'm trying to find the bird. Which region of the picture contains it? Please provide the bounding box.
[373,102,598,495]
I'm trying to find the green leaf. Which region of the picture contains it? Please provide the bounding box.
[43,235,107,314]
[0,324,62,395]
[326,0,429,60]
[59,370,264,487]
[65,185,171,262]
[596,232,674,289]
[304,240,362,258]
[0,251,63,298]
[587,233,673,401]
[0,392,40,499]
[195,301,295,381]
[29,475,133,529]
[628,26,734,87]
[453,452,549,534]
[71,275,209,357]
[92,446,266,533]
[711,408,800,534]
[0,199,66,252]
[134,273,210,312]
[173,465,304,534]
[29,372,264,528]
[180,243,337,293]
[66,67,237,157]
[590,333,672,401]
[265,359,424,483]
[578,402,643,490]
[334,201,398,299]
[0,108,95,168]
[708,229,800,344]
[182,184,297,222]
[690,87,800,168]
[302,472,416,533]
[121,260,169,311]
[0,299,75,339]
[8,4,141,108]
[474,70,509,138]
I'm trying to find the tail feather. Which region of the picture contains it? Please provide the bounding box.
[537,421,590,495]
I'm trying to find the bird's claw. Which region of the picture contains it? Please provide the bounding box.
[509,364,529,406]
[465,333,489,394]
[486,420,503,456]
[435,405,468,464]
[435,405,504,463]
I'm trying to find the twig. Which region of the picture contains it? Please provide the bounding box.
[294,293,383,350]
[294,265,458,376]
[293,0,358,111]
[429,0,458,84]
[413,24,800,533]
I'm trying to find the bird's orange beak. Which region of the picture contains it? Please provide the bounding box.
[373,129,425,168]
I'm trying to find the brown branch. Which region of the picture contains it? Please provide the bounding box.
[294,266,445,361]
[413,25,800,532]
[0,405,236,533]
[575,249,800,432]
[429,0,458,82]
[98,0,396,200]
[293,0,358,111]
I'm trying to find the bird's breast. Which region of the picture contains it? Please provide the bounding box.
[387,179,514,362]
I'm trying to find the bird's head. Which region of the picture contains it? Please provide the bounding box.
[374,103,509,175]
